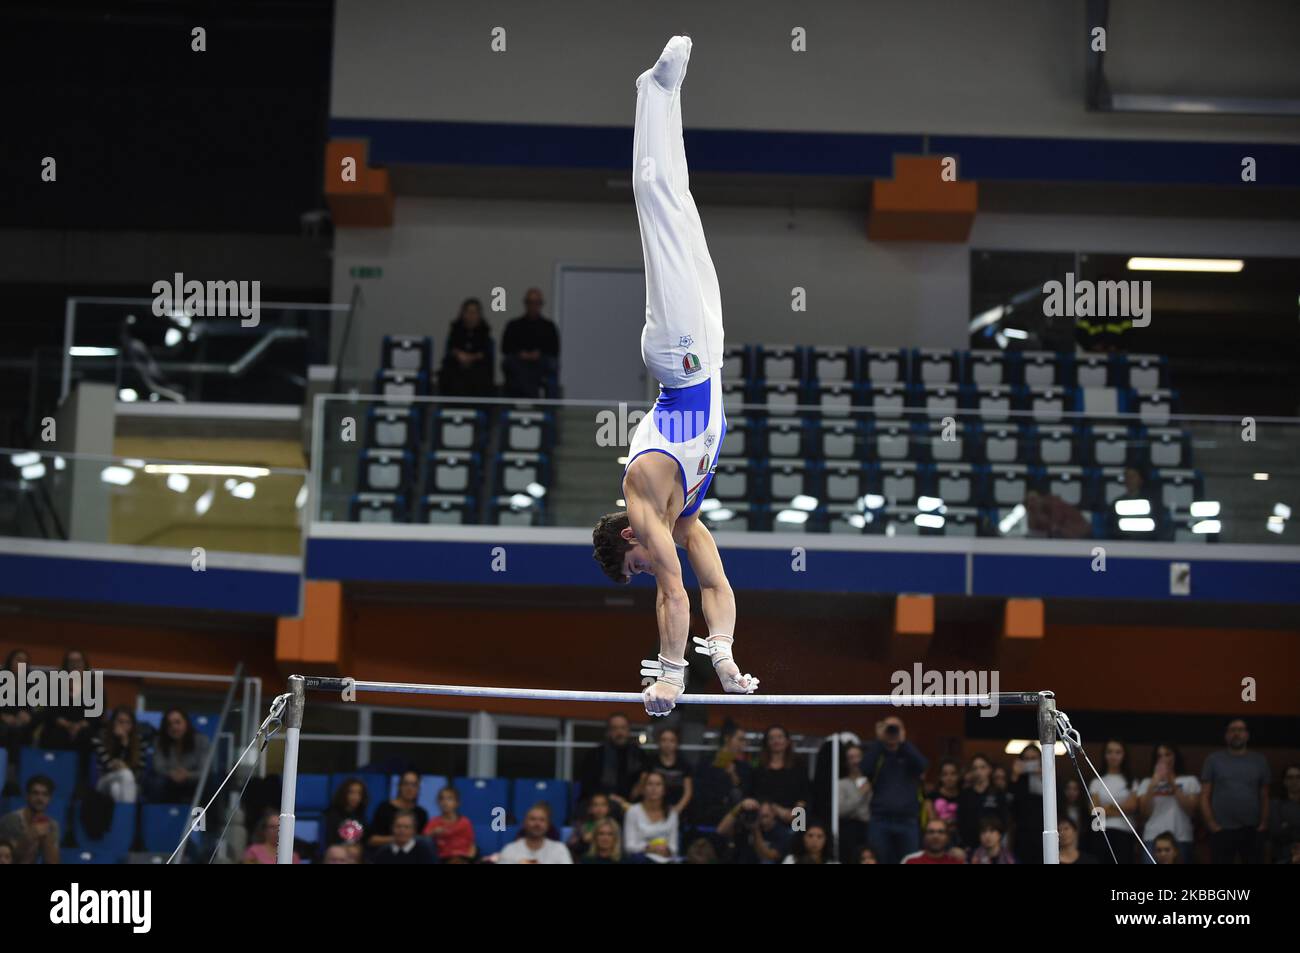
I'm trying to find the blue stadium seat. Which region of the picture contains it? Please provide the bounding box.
[1153,468,1204,511]
[917,383,960,420]
[412,774,450,818]
[1027,386,1071,423]
[913,349,960,385]
[0,748,7,788]
[1074,352,1114,388]
[1143,426,1191,469]
[382,335,434,375]
[721,344,752,381]
[1085,424,1133,468]
[808,345,856,383]
[453,777,509,850]
[1032,424,1080,466]
[865,383,907,420]
[493,451,550,497]
[1043,465,1087,507]
[867,420,912,462]
[191,714,219,741]
[62,848,112,865]
[417,493,477,525]
[137,711,164,731]
[815,418,862,460]
[296,774,332,814]
[502,410,555,452]
[879,462,920,505]
[295,818,321,846]
[141,804,192,853]
[368,405,422,450]
[979,423,1026,464]
[374,368,430,402]
[349,492,408,523]
[512,779,570,825]
[711,459,757,503]
[700,500,765,533]
[488,494,546,526]
[990,464,1030,507]
[19,748,77,796]
[424,451,481,495]
[764,459,818,504]
[359,447,413,493]
[933,463,982,508]
[763,417,810,458]
[1020,351,1065,388]
[1122,353,1167,391]
[861,347,908,384]
[966,350,1012,387]
[432,407,487,452]
[74,802,137,860]
[823,462,868,504]
[1134,388,1177,425]
[759,379,805,414]
[811,380,860,415]
[720,416,753,458]
[971,385,1017,423]
[918,418,970,464]
[722,379,751,416]
[755,344,804,382]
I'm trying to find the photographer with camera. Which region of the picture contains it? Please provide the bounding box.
[862,716,928,864]
[717,798,792,864]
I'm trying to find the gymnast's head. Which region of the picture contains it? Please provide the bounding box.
[592,511,655,583]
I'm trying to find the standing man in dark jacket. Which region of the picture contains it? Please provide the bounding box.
[501,287,560,398]
[862,715,928,864]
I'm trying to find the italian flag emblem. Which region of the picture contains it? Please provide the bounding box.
[682,352,701,374]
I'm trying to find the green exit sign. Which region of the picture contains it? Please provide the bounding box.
[349,266,383,279]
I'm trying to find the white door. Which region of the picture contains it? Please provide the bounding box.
[556,266,649,402]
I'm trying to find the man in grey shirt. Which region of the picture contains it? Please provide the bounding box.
[1201,718,1270,864]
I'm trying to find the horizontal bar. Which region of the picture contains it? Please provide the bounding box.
[294,733,822,754]
[301,676,1041,708]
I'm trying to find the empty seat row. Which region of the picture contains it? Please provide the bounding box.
[723,345,1168,390]
[358,449,550,497]
[350,492,544,526]
[366,407,554,455]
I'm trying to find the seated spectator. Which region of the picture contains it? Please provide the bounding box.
[567,791,612,858]
[579,818,623,864]
[992,763,1010,795]
[864,715,928,864]
[1009,744,1045,865]
[623,770,680,863]
[439,297,495,398]
[497,803,572,864]
[718,799,791,864]
[693,725,752,826]
[0,839,13,864]
[1277,834,1300,866]
[371,810,434,865]
[368,771,429,852]
[1268,764,1300,863]
[970,817,1016,864]
[903,819,965,864]
[783,821,837,864]
[1059,777,1096,856]
[751,725,808,827]
[92,706,151,804]
[836,742,872,864]
[1152,831,1181,864]
[1,649,37,767]
[1057,816,1099,865]
[577,713,645,811]
[683,837,718,865]
[243,810,299,864]
[633,726,693,818]
[322,777,369,853]
[1089,738,1139,863]
[423,786,477,863]
[858,846,878,864]
[501,287,560,399]
[146,708,210,803]
[36,651,94,763]
[1201,718,1271,865]
[322,844,357,864]
[1024,489,1091,539]
[1137,742,1199,865]
[0,774,60,864]
[958,753,1009,852]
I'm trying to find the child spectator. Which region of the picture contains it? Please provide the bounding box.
[567,791,611,858]
[424,786,477,862]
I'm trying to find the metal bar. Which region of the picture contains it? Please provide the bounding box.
[181,661,244,864]
[277,676,306,865]
[1039,692,1060,865]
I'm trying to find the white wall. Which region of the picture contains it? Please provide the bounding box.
[332,0,1300,142]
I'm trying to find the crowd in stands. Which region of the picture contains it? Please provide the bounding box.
[437,287,560,400]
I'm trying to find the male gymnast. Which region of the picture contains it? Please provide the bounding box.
[591,37,758,717]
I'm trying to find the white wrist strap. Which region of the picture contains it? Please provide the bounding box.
[655,655,687,688]
[693,634,733,669]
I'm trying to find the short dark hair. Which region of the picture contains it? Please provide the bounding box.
[26,774,54,795]
[592,512,633,583]
[978,816,1004,834]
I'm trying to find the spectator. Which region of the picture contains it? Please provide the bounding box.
[750,725,809,825]
[243,810,299,864]
[498,803,572,864]
[1057,816,1098,865]
[862,715,928,865]
[1277,835,1300,866]
[836,742,872,864]
[693,724,752,825]
[501,287,560,399]
[1268,764,1300,862]
[567,791,612,858]
[439,297,495,398]
[970,817,1016,864]
[1,649,36,766]
[991,763,1010,795]
[902,819,964,864]
[37,651,94,761]
[146,708,210,803]
[957,753,1009,852]
[1087,739,1140,863]
[1201,718,1271,864]
[322,844,357,864]
[783,821,836,864]
[1009,744,1045,865]
[368,771,429,851]
[718,799,791,864]
[91,706,151,803]
[683,836,719,865]
[323,777,369,852]
[0,839,13,864]
[1152,831,1180,864]
[926,757,962,827]
[1024,489,1091,539]
[1137,742,1199,865]
[578,713,645,810]
[579,818,623,864]
[372,810,435,865]
[424,786,477,862]
[633,725,693,818]
[623,770,679,863]
[858,846,878,864]
[0,775,60,864]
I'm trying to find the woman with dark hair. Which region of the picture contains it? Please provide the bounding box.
[783,820,837,864]
[1057,815,1099,865]
[1137,742,1199,864]
[323,777,369,853]
[1009,744,1045,865]
[243,809,301,864]
[146,708,209,802]
[1088,738,1140,863]
[367,770,429,851]
[750,725,808,825]
[633,725,694,818]
[1,649,36,765]
[693,724,752,826]
[926,757,962,828]
[623,770,679,863]
[439,297,495,398]
[91,706,151,803]
[836,742,872,864]
[957,753,1009,851]
[37,650,93,756]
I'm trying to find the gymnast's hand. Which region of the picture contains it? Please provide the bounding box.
[642,679,682,717]
[694,635,759,694]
